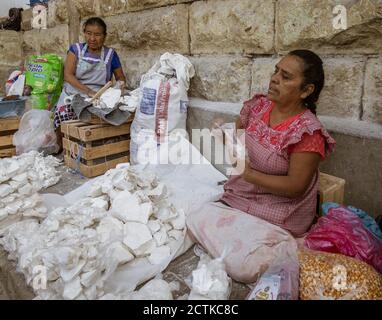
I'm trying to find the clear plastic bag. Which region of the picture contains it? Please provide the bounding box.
[187,246,232,300]
[246,250,299,300]
[13,109,59,155]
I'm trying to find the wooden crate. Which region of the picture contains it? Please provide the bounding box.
[0,117,19,158]
[61,119,132,177]
[318,172,346,213]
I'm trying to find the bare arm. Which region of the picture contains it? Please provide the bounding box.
[64,52,96,96]
[242,152,321,198]
[113,67,126,83]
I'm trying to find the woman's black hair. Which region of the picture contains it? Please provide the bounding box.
[288,50,325,115]
[83,17,107,35]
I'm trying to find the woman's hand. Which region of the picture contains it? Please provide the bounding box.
[87,89,97,98]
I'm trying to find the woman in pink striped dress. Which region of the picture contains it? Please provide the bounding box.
[187,50,336,283]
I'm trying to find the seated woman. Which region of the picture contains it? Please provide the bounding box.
[53,17,126,131]
[187,50,336,283]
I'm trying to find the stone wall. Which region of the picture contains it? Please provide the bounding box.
[0,0,381,214]
[0,0,380,122]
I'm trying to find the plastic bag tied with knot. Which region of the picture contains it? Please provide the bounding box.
[13,109,59,155]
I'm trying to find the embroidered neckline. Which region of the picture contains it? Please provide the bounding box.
[245,96,335,156]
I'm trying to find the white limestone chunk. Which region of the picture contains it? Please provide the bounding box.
[134,190,150,203]
[147,219,161,233]
[21,193,41,210]
[111,191,151,224]
[168,229,184,241]
[101,179,113,194]
[18,183,33,196]
[133,239,157,257]
[148,245,171,265]
[153,228,168,246]
[2,194,16,204]
[5,200,23,215]
[146,183,167,201]
[90,197,109,210]
[8,180,23,189]
[35,205,48,215]
[96,216,124,243]
[42,218,60,233]
[127,279,173,300]
[167,239,181,255]
[109,191,119,203]
[0,208,8,221]
[136,174,156,188]
[106,241,134,264]
[60,259,86,282]
[87,184,103,198]
[12,172,28,183]
[163,223,173,232]
[6,161,20,177]
[155,207,177,222]
[54,247,80,270]
[27,170,39,181]
[22,209,46,218]
[169,210,185,230]
[62,277,82,300]
[83,285,97,299]
[123,222,152,251]
[79,270,98,288]
[82,260,97,273]
[99,87,121,109]
[112,170,134,191]
[0,184,14,197]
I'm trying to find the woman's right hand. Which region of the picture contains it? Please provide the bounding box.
[87,89,97,98]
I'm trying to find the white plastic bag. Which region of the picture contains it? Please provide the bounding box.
[188,248,232,300]
[13,109,59,155]
[130,53,195,164]
[7,74,25,97]
[5,70,23,95]
[187,201,298,284]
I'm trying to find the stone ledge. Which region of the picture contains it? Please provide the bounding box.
[188,98,382,141]
[189,97,242,116]
[318,116,382,141]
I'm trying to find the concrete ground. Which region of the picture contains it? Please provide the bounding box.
[38,156,250,300]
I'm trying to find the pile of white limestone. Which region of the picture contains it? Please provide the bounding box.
[0,163,186,300]
[0,151,61,228]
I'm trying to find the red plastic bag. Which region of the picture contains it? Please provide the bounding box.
[305,207,382,273]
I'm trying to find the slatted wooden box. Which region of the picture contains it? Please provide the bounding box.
[0,117,19,158]
[318,172,346,214]
[61,119,132,177]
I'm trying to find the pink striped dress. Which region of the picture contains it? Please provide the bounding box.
[221,94,336,237]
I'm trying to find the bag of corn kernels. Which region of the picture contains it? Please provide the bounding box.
[299,249,382,300]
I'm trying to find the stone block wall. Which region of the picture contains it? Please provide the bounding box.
[0,0,380,122]
[0,0,381,214]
